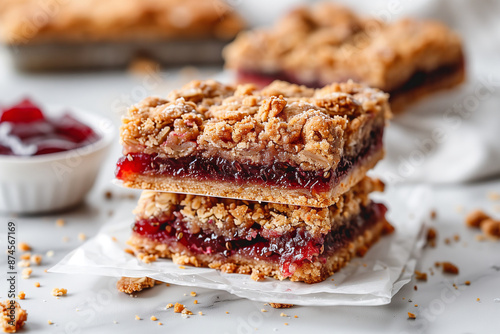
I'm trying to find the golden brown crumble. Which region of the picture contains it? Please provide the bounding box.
[134,176,381,236]
[174,303,184,313]
[30,254,42,266]
[465,209,490,228]
[19,253,30,261]
[270,303,294,309]
[0,0,244,45]
[117,277,156,294]
[18,243,30,252]
[1,300,27,333]
[426,227,437,247]
[224,2,463,93]
[480,219,500,239]
[408,312,416,320]
[120,79,389,172]
[56,219,65,227]
[465,209,500,240]
[441,262,459,275]
[17,292,25,300]
[414,271,428,281]
[21,268,32,279]
[51,288,67,297]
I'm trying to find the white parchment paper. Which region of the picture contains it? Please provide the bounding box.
[50,185,430,306]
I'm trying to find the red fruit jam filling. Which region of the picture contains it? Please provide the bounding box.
[0,99,100,156]
[132,202,387,277]
[116,125,383,193]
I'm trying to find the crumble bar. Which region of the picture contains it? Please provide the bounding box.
[0,0,242,44]
[116,79,390,207]
[0,0,244,70]
[126,177,394,283]
[224,2,465,112]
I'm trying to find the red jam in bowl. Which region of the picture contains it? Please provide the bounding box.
[0,99,100,156]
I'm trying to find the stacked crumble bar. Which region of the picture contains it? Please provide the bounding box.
[116,79,394,283]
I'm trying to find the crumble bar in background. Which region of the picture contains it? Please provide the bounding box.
[116,79,390,207]
[0,0,244,70]
[224,1,465,113]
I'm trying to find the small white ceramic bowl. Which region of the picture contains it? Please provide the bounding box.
[0,106,115,214]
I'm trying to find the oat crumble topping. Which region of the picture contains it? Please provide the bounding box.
[120,79,389,172]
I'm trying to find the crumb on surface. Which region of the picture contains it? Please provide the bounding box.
[194,300,198,305]
[269,303,294,309]
[477,298,480,302]
[465,281,471,286]
[48,320,53,325]
[18,260,30,268]
[56,219,65,227]
[166,303,174,309]
[20,253,30,260]
[158,322,163,326]
[178,265,186,269]
[78,233,87,241]
[135,315,141,320]
[480,219,500,239]
[441,262,459,275]
[465,209,490,228]
[414,285,418,291]
[430,210,437,219]
[105,190,113,200]
[150,316,157,321]
[17,292,25,300]
[174,303,185,313]
[21,268,32,279]
[190,291,197,297]
[1,300,27,332]
[46,250,54,257]
[18,242,31,251]
[34,282,40,288]
[198,311,203,316]
[117,277,156,294]
[414,271,427,281]
[52,288,67,296]
[453,234,460,242]
[62,236,69,242]
[280,312,287,317]
[408,312,416,319]
[111,236,117,242]
[31,254,42,265]
[181,308,193,316]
